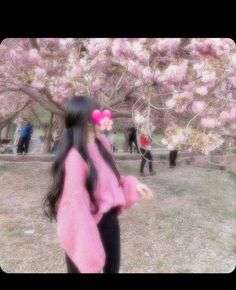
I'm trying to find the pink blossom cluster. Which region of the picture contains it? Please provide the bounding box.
[1,38,236,155]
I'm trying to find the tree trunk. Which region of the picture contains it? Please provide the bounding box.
[54,114,65,138]
[42,112,54,153]
[5,121,11,138]
[123,131,129,152]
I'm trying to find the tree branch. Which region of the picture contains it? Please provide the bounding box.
[0,100,32,129]
[29,38,40,50]
[31,108,45,130]
[112,111,131,118]
[19,85,64,116]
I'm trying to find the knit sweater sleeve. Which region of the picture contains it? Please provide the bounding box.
[120,175,141,210]
[57,148,105,273]
[98,135,141,210]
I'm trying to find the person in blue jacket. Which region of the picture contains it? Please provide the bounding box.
[17,120,33,155]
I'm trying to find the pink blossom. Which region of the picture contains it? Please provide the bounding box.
[9,49,22,63]
[173,133,187,143]
[228,77,236,88]
[31,80,45,89]
[127,60,142,77]
[174,104,187,113]
[60,38,75,49]
[69,65,82,78]
[139,38,147,44]
[0,95,5,101]
[166,98,176,108]
[122,40,133,55]
[142,67,153,82]
[182,81,196,93]
[174,91,193,100]
[223,38,236,51]
[34,67,46,79]
[60,86,73,99]
[112,39,126,58]
[92,79,102,91]
[220,106,236,121]
[0,66,5,76]
[134,79,143,86]
[201,71,216,83]
[28,49,41,64]
[96,38,110,50]
[196,86,208,96]
[193,62,205,74]
[132,41,143,56]
[200,117,221,128]
[192,101,206,114]
[162,62,188,84]
[79,58,89,69]
[138,50,150,64]
[153,69,161,82]
[231,54,236,66]
[88,45,100,57]
[158,56,169,64]
[43,38,60,50]
[194,40,215,56]
[97,53,110,68]
[157,38,181,53]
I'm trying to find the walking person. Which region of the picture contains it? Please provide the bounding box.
[43,96,154,273]
[139,129,156,177]
[17,120,33,155]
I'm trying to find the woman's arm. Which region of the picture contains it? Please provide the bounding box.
[98,135,153,210]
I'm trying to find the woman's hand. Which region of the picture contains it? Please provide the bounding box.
[137,183,154,200]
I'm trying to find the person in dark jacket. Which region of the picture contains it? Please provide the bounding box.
[169,150,178,168]
[128,127,139,154]
[17,121,33,155]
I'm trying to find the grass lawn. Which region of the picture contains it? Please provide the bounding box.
[0,160,235,273]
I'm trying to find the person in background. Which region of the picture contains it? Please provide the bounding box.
[17,120,33,155]
[138,128,156,177]
[109,132,117,153]
[169,149,178,168]
[128,127,139,154]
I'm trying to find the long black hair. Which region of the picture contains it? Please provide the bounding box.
[43,96,121,221]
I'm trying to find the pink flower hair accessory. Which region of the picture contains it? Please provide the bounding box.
[91,109,113,131]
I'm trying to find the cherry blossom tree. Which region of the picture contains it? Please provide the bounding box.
[0,38,235,155]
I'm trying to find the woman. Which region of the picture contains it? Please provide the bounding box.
[43,96,153,273]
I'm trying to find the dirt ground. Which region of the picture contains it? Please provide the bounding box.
[0,159,235,273]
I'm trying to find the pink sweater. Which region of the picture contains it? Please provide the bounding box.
[57,134,141,273]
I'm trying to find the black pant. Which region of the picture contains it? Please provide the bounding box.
[65,207,120,273]
[169,150,178,166]
[128,138,139,153]
[17,136,30,154]
[140,148,153,173]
